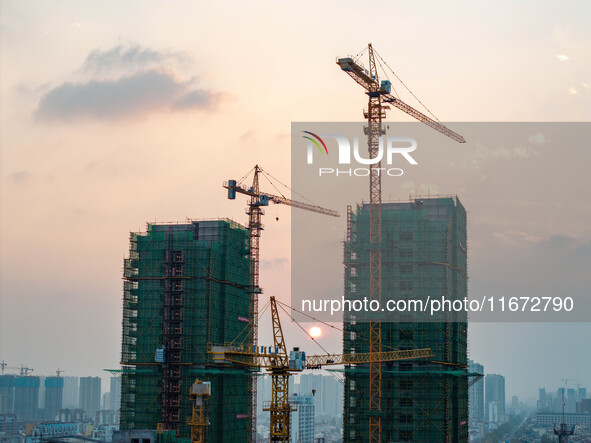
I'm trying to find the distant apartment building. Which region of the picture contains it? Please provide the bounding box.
[62,376,79,409]
[31,422,77,441]
[297,373,343,419]
[290,394,315,443]
[487,401,499,424]
[95,409,120,426]
[103,392,111,410]
[538,385,588,413]
[79,377,101,417]
[0,375,15,414]
[536,412,591,428]
[44,376,64,420]
[14,376,40,420]
[468,360,484,421]
[485,374,505,423]
[579,399,591,413]
[109,377,121,411]
[0,413,18,433]
[57,408,88,423]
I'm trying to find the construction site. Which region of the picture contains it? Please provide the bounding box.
[117,44,477,443]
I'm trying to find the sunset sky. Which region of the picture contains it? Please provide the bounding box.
[1,1,590,401]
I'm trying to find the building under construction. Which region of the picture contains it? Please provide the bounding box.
[120,219,251,441]
[343,197,469,442]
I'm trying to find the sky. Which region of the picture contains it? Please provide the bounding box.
[0,1,590,402]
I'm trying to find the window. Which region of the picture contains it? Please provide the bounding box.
[400,362,413,371]
[399,413,413,424]
[400,379,413,390]
[399,330,413,341]
[400,248,413,259]
[400,264,413,275]
[399,281,413,290]
[398,430,412,441]
[399,396,412,407]
[400,232,413,241]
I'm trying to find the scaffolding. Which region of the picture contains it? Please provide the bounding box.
[343,197,469,442]
[121,219,251,441]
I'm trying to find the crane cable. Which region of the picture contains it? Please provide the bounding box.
[259,170,287,200]
[353,45,368,65]
[277,303,332,356]
[275,299,343,333]
[260,168,318,207]
[275,299,416,354]
[374,49,442,123]
[374,54,401,100]
[230,298,272,347]
[236,165,256,187]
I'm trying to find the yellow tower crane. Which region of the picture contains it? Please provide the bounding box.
[337,44,465,443]
[207,296,434,443]
[188,380,211,443]
[223,165,340,443]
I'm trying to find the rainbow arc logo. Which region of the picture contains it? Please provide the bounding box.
[302,131,328,155]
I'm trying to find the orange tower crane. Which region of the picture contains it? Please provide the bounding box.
[337,43,465,443]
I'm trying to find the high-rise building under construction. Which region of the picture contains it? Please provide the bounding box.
[120,219,251,441]
[343,197,469,442]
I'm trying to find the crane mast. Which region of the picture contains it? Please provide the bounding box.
[246,166,263,443]
[365,43,384,443]
[262,297,294,442]
[223,166,339,442]
[337,43,465,443]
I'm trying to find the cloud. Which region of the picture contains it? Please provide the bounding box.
[493,230,542,245]
[261,257,288,269]
[537,235,575,250]
[172,89,225,110]
[556,54,570,62]
[574,240,591,257]
[527,133,547,145]
[69,22,81,29]
[473,144,539,162]
[35,69,224,121]
[33,43,225,121]
[83,43,190,74]
[6,170,32,183]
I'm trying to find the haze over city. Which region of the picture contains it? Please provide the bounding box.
[1,0,590,411]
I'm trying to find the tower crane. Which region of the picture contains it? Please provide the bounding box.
[223,165,339,443]
[188,379,211,443]
[337,43,465,443]
[0,362,34,376]
[208,296,434,443]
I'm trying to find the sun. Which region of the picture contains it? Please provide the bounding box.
[309,326,322,338]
